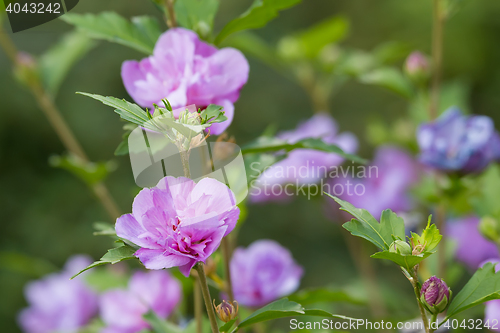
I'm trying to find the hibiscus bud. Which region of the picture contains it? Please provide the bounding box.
[420,276,451,314]
[404,51,430,83]
[213,300,238,323]
[389,240,412,255]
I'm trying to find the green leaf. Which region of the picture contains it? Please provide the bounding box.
[241,136,367,164]
[288,288,365,305]
[327,195,389,250]
[410,217,442,252]
[219,319,237,333]
[370,251,432,272]
[71,244,137,279]
[294,15,349,58]
[61,12,161,54]
[49,154,117,186]
[379,209,406,244]
[215,0,301,45]
[444,262,500,322]
[199,104,227,124]
[39,31,97,96]
[143,311,183,333]
[77,92,150,125]
[359,67,414,99]
[175,0,219,38]
[237,298,305,328]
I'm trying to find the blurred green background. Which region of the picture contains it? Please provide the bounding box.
[2,0,500,332]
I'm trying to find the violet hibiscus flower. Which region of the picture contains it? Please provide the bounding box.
[100,270,181,333]
[447,216,499,269]
[325,146,420,219]
[121,28,249,135]
[417,107,500,174]
[18,255,98,333]
[116,176,240,276]
[250,113,358,202]
[230,240,303,307]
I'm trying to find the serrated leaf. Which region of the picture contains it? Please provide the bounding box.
[199,104,226,124]
[359,67,414,99]
[327,195,389,250]
[175,0,219,37]
[410,217,442,252]
[241,137,367,164]
[39,31,97,96]
[379,209,406,243]
[71,244,136,279]
[77,92,150,125]
[371,251,433,272]
[288,288,365,305]
[444,263,500,321]
[49,154,116,186]
[61,12,161,54]
[215,0,301,45]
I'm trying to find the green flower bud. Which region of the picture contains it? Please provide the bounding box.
[389,240,412,255]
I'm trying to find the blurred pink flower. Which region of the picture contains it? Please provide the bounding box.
[18,255,98,333]
[230,240,303,307]
[116,176,239,276]
[121,28,249,135]
[100,270,181,333]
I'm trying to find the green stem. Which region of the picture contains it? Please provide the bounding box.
[195,263,219,333]
[0,25,121,220]
[222,237,235,303]
[179,150,191,178]
[430,313,438,332]
[430,0,445,120]
[163,0,177,28]
[409,269,430,333]
[194,277,203,333]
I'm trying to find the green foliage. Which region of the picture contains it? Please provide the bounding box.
[199,104,227,124]
[443,262,500,322]
[410,217,442,252]
[232,298,358,332]
[144,311,183,333]
[329,196,441,271]
[236,298,304,329]
[279,16,349,59]
[61,12,162,54]
[241,136,367,164]
[288,287,365,305]
[215,0,301,45]
[49,154,117,186]
[328,196,393,250]
[71,243,137,279]
[371,251,433,272]
[219,319,237,333]
[175,0,219,38]
[39,32,97,97]
[359,67,414,98]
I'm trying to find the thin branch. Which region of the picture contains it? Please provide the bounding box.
[0,25,121,220]
[430,0,445,120]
